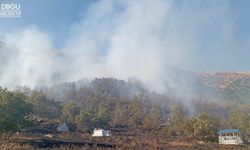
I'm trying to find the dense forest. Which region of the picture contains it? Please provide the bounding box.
[1,77,250,144]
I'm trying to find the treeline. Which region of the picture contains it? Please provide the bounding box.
[1,78,250,142]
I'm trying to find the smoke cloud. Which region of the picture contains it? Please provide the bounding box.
[0,0,232,93]
[0,26,54,88]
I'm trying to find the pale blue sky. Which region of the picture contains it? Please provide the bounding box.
[1,0,250,72]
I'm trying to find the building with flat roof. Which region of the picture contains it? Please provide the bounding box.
[217,129,243,145]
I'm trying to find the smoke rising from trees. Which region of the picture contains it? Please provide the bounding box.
[0,0,232,93]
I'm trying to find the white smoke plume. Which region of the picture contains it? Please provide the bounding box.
[0,26,54,88]
[0,0,232,93]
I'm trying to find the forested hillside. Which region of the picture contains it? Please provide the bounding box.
[199,72,250,102]
[2,76,250,144]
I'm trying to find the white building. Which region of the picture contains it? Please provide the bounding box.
[92,128,111,137]
[57,122,69,132]
[218,129,243,145]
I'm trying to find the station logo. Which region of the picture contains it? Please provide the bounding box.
[0,3,22,18]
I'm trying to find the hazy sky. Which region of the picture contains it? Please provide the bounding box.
[0,0,250,81]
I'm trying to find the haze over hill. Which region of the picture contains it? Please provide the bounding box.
[2,39,250,103]
[11,69,250,104]
[0,0,250,105]
[1,0,250,93]
[198,72,250,102]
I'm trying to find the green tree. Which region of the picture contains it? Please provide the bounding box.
[62,102,80,123]
[228,109,250,139]
[111,101,129,126]
[181,118,196,138]
[193,112,218,141]
[96,103,110,127]
[168,102,188,136]
[127,96,144,127]
[143,103,162,129]
[0,88,32,132]
[28,91,62,119]
[75,110,95,132]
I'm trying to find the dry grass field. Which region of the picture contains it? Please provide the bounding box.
[0,132,249,150]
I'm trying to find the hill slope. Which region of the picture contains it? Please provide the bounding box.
[198,72,250,102]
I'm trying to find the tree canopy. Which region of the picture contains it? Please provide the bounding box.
[0,88,32,132]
